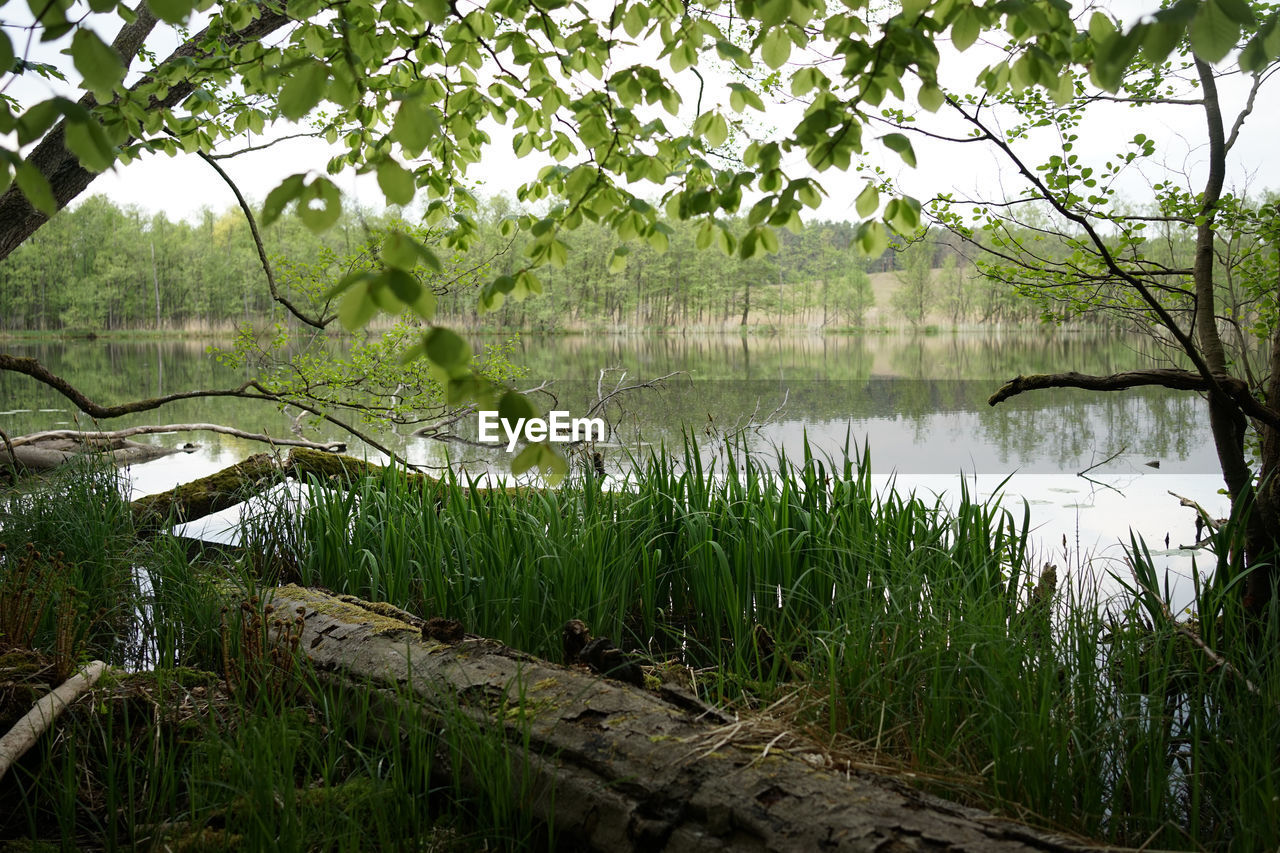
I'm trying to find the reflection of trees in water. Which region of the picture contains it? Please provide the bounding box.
[0,340,258,435]
[512,330,1184,383]
[540,375,1210,471]
[1,334,1210,471]
[974,391,1208,468]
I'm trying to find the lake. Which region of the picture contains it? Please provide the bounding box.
[1,330,1228,611]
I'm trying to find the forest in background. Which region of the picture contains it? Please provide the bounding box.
[0,194,1105,334]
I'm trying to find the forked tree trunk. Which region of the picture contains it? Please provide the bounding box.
[266,585,1098,852]
[1193,61,1280,615]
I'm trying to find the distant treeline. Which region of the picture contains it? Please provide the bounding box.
[0,194,1056,333]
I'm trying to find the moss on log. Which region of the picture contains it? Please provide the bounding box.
[267,585,1100,853]
[130,453,281,535]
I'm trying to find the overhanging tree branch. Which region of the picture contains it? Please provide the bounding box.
[987,368,1266,416]
[194,148,330,329]
[0,1,295,260]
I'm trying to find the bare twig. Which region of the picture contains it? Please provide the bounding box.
[193,148,329,329]
[1076,445,1127,496]
[10,424,346,453]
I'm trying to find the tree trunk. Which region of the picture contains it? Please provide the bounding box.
[0,4,294,260]
[267,584,1098,853]
[1193,60,1279,615]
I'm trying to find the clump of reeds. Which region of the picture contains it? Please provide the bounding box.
[220,594,307,701]
[0,542,103,680]
[260,437,1280,850]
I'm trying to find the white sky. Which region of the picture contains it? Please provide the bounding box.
[5,0,1278,225]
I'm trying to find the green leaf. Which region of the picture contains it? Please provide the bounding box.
[1188,0,1241,63]
[382,231,423,270]
[951,7,979,51]
[278,60,329,120]
[880,133,917,167]
[377,158,416,206]
[498,390,537,429]
[297,176,342,232]
[886,196,921,234]
[70,29,123,99]
[537,444,569,485]
[424,326,471,368]
[762,28,791,69]
[511,443,540,474]
[338,278,376,331]
[1215,0,1254,26]
[854,220,888,257]
[917,84,944,112]
[1238,17,1279,71]
[17,98,66,146]
[416,0,449,24]
[262,174,306,227]
[703,112,728,147]
[148,0,196,24]
[608,245,629,273]
[1142,19,1184,63]
[64,117,115,172]
[323,270,377,302]
[855,183,879,217]
[15,161,56,215]
[393,99,436,157]
[0,33,13,77]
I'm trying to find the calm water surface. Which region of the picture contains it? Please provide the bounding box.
[1,331,1227,611]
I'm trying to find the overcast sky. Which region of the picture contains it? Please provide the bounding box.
[8,0,1279,226]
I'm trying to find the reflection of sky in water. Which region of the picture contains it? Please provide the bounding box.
[4,335,1229,615]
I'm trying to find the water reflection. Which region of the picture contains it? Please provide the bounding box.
[1,331,1227,613]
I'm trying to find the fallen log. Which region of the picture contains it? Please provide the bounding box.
[129,448,539,537]
[0,660,108,783]
[268,585,1096,852]
[130,452,282,535]
[2,435,191,472]
[11,424,346,454]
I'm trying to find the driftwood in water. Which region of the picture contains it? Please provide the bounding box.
[129,448,537,536]
[2,425,348,479]
[130,453,283,535]
[12,424,346,454]
[2,435,192,472]
[269,585,1095,852]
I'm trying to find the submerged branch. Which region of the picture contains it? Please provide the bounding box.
[11,424,346,453]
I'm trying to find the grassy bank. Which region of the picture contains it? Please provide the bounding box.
[2,449,1278,850]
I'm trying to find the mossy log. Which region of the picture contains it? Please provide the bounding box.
[2,436,187,473]
[282,446,442,491]
[267,585,1098,852]
[130,449,540,536]
[130,452,282,535]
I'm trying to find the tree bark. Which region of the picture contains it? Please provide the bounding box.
[1,436,188,472]
[0,661,107,783]
[267,585,1099,852]
[1193,60,1278,614]
[0,3,295,260]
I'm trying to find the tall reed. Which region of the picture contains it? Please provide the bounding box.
[279,437,1280,849]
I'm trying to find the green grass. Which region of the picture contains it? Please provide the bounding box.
[3,446,1280,850]
[280,439,1280,849]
